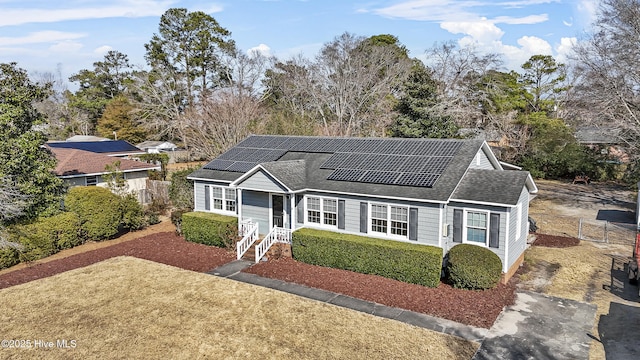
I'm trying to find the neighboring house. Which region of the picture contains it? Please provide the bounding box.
[188,135,537,281]
[46,140,145,158]
[65,135,110,142]
[49,147,160,203]
[575,126,629,163]
[136,141,178,154]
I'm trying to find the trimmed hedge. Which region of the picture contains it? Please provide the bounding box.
[447,244,503,290]
[181,212,238,248]
[292,228,443,287]
[10,212,83,263]
[0,247,20,269]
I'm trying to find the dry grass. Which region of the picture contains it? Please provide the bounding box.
[524,237,633,360]
[0,257,478,360]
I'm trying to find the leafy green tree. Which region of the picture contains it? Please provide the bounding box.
[144,8,236,107]
[390,61,458,138]
[96,95,147,143]
[67,51,134,130]
[520,55,567,114]
[0,62,65,219]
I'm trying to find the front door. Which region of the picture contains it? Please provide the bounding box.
[272,194,284,228]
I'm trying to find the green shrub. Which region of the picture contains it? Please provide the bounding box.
[0,247,20,269]
[181,212,237,248]
[292,228,443,287]
[447,244,503,290]
[64,186,121,241]
[119,194,146,231]
[39,212,84,250]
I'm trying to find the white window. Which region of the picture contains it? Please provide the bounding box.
[86,176,97,186]
[323,199,337,226]
[225,188,236,212]
[207,185,236,213]
[371,204,409,238]
[465,211,488,244]
[307,197,321,224]
[390,206,408,236]
[306,196,338,227]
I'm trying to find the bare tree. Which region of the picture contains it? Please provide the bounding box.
[183,50,270,158]
[569,0,640,155]
[268,33,412,136]
[424,41,503,128]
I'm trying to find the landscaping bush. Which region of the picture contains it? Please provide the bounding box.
[0,247,20,269]
[119,194,146,231]
[38,212,84,250]
[181,212,237,248]
[447,244,502,290]
[64,186,121,241]
[291,228,443,287]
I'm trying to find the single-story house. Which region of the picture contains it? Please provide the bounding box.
[49,147,160,203]
[46,140,145,158]
[188,135,537,281]
[136,141,178,154]
[575,126,629,163]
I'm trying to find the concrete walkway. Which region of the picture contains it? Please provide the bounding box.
[208,260,597,359]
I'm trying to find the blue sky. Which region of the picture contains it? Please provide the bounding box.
[0,0,597,84]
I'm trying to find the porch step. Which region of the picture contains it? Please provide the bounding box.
[241,239,262,262]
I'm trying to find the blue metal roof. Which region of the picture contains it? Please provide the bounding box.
[47,140,141,153]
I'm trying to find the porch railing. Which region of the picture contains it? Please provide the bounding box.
[236,221,259,260]
[239,218,254,237]
[255,227,292,263]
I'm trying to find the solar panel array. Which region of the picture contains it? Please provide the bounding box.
[202,135,463,188]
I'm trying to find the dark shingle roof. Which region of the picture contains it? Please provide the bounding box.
[261,160,307,190]
[451,169,530,205]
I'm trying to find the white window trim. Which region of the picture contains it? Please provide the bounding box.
[304,195,339,229]
[463,209,491,247]
[369,202,409,240]
[207,185,237,215]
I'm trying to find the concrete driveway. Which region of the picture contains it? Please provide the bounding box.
[473,291,596,360]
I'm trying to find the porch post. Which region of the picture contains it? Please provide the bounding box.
[289,194,295,230]
[237,188,243,233]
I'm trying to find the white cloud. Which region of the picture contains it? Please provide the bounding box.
[94,45,114,56]
[441,19,504,43]
[517,36,552,55]
[554,37,576,64]
[248,43,271,57]
[49,40,83,53]
[0,0,185,26]
[493,14,548,25]
[0,31,85,46]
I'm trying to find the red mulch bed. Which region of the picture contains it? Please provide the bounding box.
[245,257,516,329]
[532,233,580,248]
[0,231,518,329]
[0,232,236,290]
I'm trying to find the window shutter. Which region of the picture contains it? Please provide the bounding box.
[409,207,418,241]
[359,202,368,233]
[204,185,210,211]
[453,209,462,243]
[489,213,500,248]
[296,195,304,224]
[338,200,346,230]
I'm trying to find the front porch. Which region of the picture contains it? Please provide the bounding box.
[236,218,292,263]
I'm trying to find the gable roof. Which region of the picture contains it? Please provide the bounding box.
[451,169,535,206]
[46,140,143,156]
[191,135,536,204]
[49,147,160,178]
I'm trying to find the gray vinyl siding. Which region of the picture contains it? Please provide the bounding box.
[445,202,508,271]
[297,191,441,246]
[238,170,287,193]
[242,190,270,234]
[193,180,233,212]
[469,148,495,170]
[507,187,530,270]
